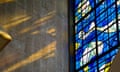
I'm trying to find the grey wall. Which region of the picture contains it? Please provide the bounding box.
[0,0,68,72]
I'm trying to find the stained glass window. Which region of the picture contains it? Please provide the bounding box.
[73,0,120,72]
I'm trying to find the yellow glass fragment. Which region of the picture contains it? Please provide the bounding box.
[105,67,110,72]
[75,43,80,50]
[84,66,89,72]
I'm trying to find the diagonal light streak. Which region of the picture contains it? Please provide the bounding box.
[19,11,56,34]
[2,16,31,30]
[3,41,56,72]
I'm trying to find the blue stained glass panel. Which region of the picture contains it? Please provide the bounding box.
[75,22,82,33]
[74,0,120,71]
[96,0,102,4]
[106,0,115,7]
[96,1,107,16]
[109,35,118,47]
[107,4,115,15]
[97,30,108,41]
[102,42,109,54]
[96,11,107,25]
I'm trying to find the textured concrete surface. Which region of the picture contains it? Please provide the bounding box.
[0,0,68,72]
[110,48,120,72]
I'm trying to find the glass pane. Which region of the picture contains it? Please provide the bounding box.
[74,0,120,71]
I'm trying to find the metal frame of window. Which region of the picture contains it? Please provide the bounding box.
[68,0,75,72]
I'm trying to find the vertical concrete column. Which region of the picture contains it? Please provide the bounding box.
[56,0,69,72]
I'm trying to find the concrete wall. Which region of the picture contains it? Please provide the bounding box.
[0,0,68,72]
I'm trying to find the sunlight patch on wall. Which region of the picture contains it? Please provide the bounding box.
[0,0,15,4]
[2,16,31,30]
[2,41,56,72]
[46,28,56,37]
[31,30,40,35]
[19,11,55,34]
